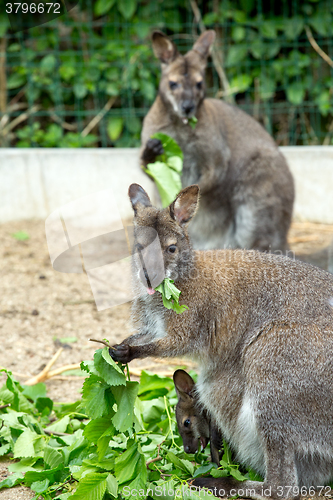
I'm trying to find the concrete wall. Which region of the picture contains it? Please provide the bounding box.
[1,146,332,223]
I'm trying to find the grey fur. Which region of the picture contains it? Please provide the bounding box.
[111,184,333,499]
[141,31,294,252]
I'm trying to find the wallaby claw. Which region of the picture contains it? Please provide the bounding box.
[142,138,164,165]
[109,343,132,364]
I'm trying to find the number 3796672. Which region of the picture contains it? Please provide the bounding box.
[5,3,61,14]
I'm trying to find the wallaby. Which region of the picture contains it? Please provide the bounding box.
[110,183,333,499]
[174,369,222,465]
[140,30,294,252]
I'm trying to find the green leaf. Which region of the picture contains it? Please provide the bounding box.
[46,415,70,434]
[145,161,181,207]
[259,76,276,100]
[151,133,183,161]
[286,81,306,105]
[231,26,246,42]
[203,12,218,25]
[107,117,124,141]
[59,64,76,81]
[44,446,64,469]
[166,451,194,475]
[7,73,26,90]
[22,383,46,402]
[189,116,198,130]
[13,429,38,458]
[74,83,88,99]
[285,17,304,39]
[226,45,248,66]
[0,443,11,456]
[70,472,108,500]
[229,467,248,481]
[95,348,126,386]
[138,371,173,396]
[83,416,115,444]
[94,0,116,16]
[167,156,183,173]
[106,474,118,497]
[0,472,24,489]
[193,463,216,477]
[260,20,277,39]
[155,278,189,314]
[118,0,137,19]
[315,90,332,116]
[309,14,330,36]
[114,443,140,484]
[8,458,38,473]
[230,74,252,94]
[31,478,50,493]
[210,468,229,478]
[112,381,139,431]
[40,54,56,73]
[81,374,114,419]
[24,465,66,486]
[11,231,29,241]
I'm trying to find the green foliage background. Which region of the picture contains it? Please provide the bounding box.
[0,0,333,147]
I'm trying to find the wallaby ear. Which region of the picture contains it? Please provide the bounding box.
[170,185,199,226]
[128,184,152,214]
[192,30,216,59]
[173,370,195,400]
[152,31,179,64]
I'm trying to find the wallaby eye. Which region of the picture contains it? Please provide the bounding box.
[196,81,203,90]
[184,418,191,428]
[136,243,144,252]
[169,81,178,90]
[167,244,177,254]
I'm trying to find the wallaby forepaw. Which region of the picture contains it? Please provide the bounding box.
[109,344,132,364]
[142,138,164,165]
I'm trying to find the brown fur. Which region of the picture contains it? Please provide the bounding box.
[111,184,333,499]
[174,369,222,465]
[141,31,294,253]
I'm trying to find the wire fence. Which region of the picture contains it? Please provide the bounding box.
[0,0,332,147]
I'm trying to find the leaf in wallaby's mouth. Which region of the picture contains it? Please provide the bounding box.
[155,278,189,314]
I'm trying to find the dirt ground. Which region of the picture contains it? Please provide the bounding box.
[1,219,333,500]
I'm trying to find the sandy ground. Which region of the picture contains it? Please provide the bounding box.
[0,219,333,499]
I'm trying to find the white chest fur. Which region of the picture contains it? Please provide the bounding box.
[197,377,265,475]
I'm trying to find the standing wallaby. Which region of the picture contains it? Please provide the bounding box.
[141,30,294,252]
[111,183,333,499]
[174,369,222,465]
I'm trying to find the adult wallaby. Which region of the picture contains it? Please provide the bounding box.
[141,30,294,252]
[111,183,333,499]
[174,369,222,465]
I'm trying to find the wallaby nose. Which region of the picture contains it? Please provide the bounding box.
[181,101,195,116]
[185,445,191,453]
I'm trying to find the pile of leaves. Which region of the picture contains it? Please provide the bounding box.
[0,348,257,500]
